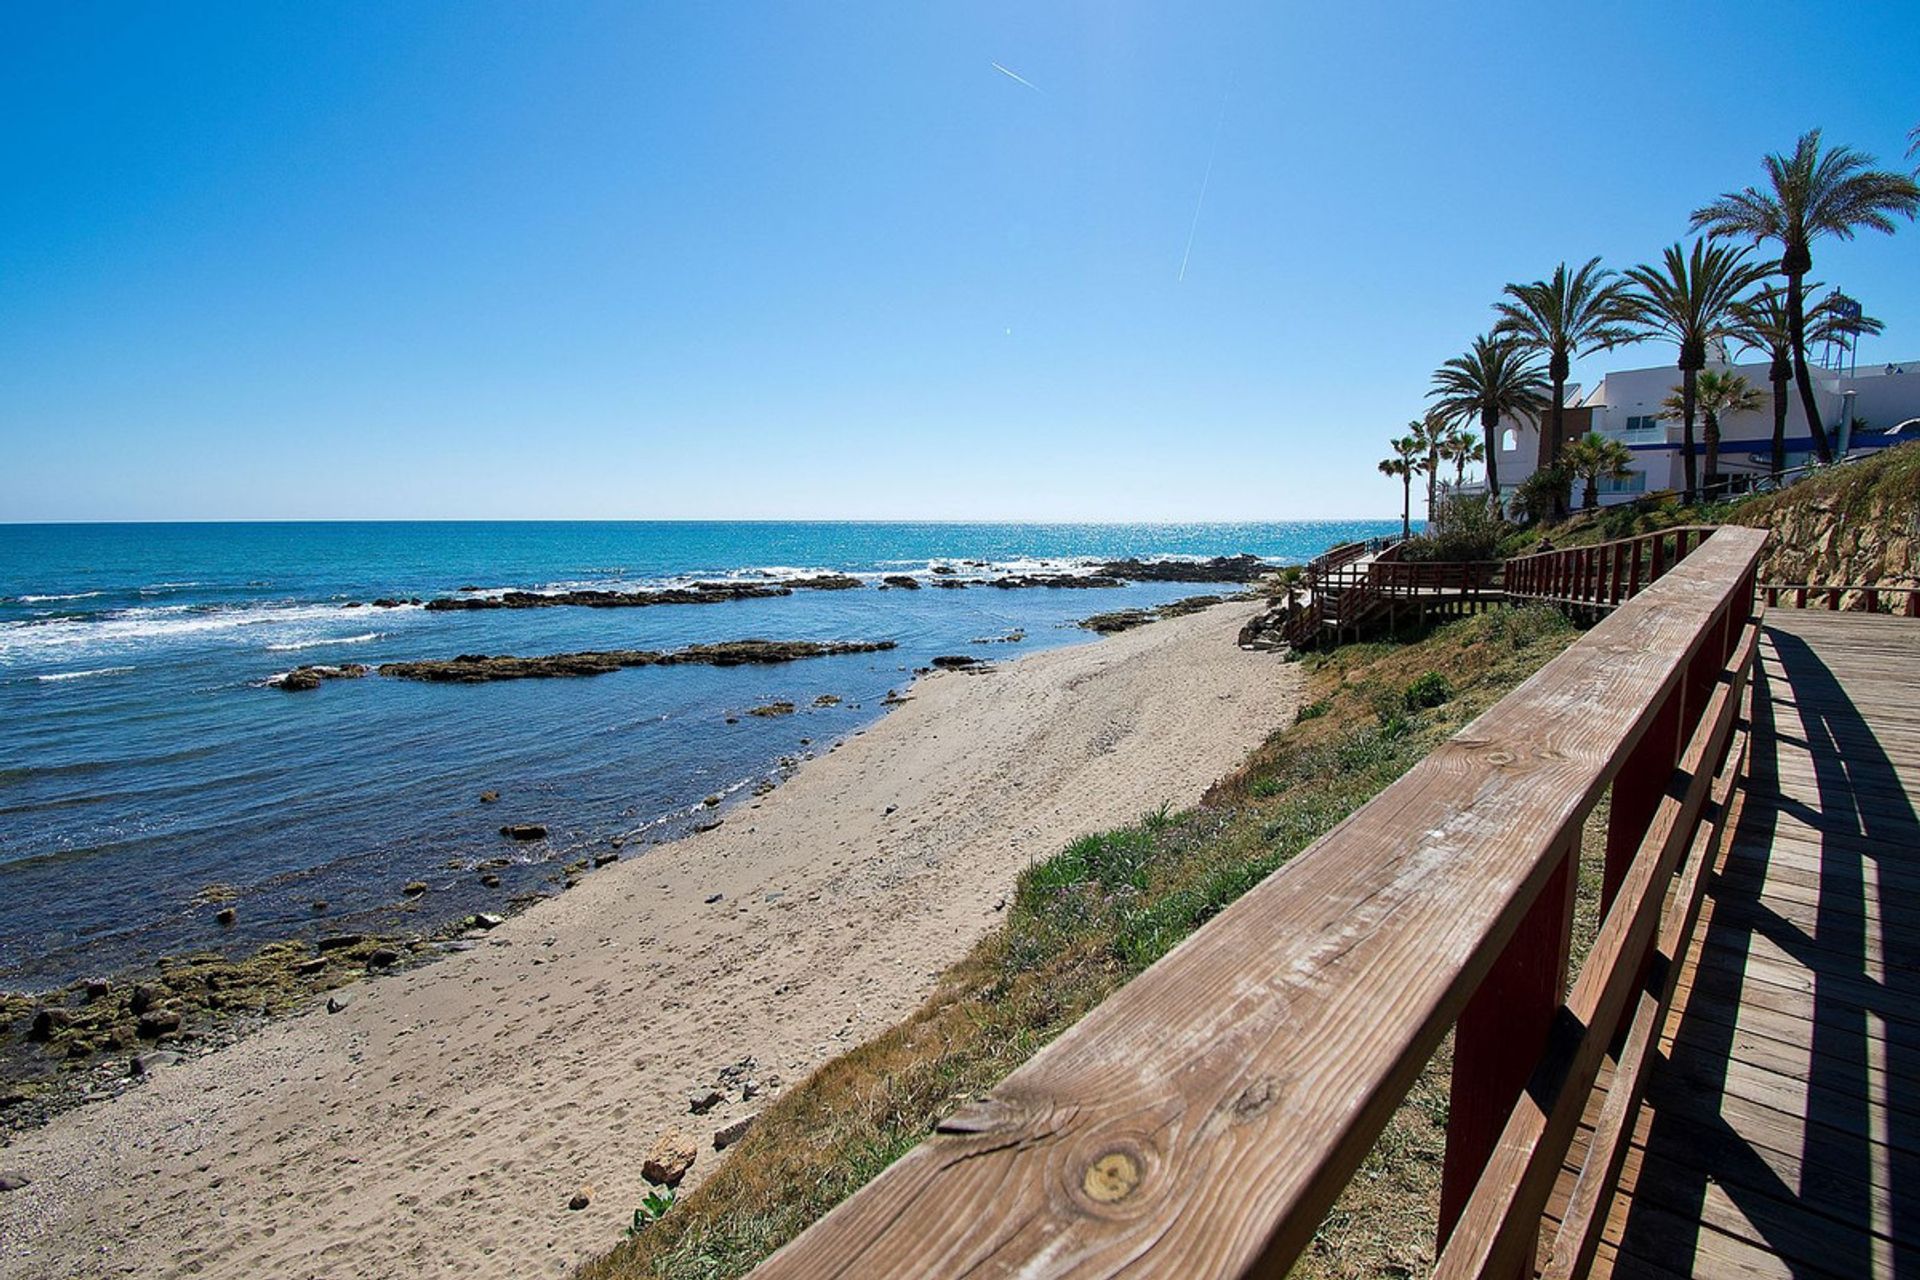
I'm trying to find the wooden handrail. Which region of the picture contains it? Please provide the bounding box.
[1760,582,1920,616]
[750,525,1770,1280]
[1505,525,1721,611]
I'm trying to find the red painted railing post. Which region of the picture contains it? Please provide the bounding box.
[1650,534,1667,582]
[1629,540,1644,597]
[1439,839,1576,1271]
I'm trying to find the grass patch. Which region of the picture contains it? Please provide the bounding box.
[578,606,1582,1280]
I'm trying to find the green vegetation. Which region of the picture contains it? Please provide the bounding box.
[1565,431,1635,512]
[576,605,1580,1280]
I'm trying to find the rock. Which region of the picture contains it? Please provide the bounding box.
[402,881,428,896]
[129,1050,183,1077]
[479,873,502,888]
[27,1007,70,1042]
[316,934,365,951]
[642,1129,700,1187]
[813,693,842,706]
[478,791,500,804]
[688,1089,726,1115]
[128,983,166,1015]
[741,1079,761,1101]
[327,993,353,1014]
[747,702,796,718]
[592,851,619,868]
[783,575,863,591]
[135,1007,182,1039]
[702,794,722,807]
[424,583,792,612]
[568,1185,594,1211]
[270,664,368,692]
[712,1114,757,1150]
[1077,609,1156,634]
[989,574,1123,590]
[0,1172,30,1193]
[704,893,724,904]
[370,597,403,608]
[83,978,112,1001]
[931,655,980,669]
[214,906,237,926]
[1097,554,1270,583]
[881,575,921,589]
[365,948,400,969]
[311,900,330,912]
[381,639,899,684]
[471,912,505,930]
[930,565,956,575]
[294,957,328,976]
[500,824,548,841]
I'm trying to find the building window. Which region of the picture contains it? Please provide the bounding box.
[1614,415,1666,445]
[1502,428,1518,452]
[1597,471,1647,494]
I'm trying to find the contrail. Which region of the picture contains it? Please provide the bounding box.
[991,61,1043,93]
[1177,74,1234,283]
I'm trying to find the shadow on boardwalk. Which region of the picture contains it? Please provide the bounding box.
[1618,617,1920,1276]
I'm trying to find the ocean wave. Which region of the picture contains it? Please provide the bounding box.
[14,591,104,604]
[265,632,383,652]
[0,601,358,657]
[35,666,135,683]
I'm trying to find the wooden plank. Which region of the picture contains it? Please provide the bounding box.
[750,540,1769,1277]
[1437,622,1755,1279]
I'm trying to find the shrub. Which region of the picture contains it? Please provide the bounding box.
[1399,492,1511,563]
[1512,467,1570,525]
[1402,671,1453,710]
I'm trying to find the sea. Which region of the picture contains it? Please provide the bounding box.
[0,520,1398,990]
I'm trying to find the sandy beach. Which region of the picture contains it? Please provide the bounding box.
[0,601,1299,1280]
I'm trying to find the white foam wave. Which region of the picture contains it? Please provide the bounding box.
[265,632,383,652]
[0,602,357,658]
[35,666,135,682]
[15,591,104,604]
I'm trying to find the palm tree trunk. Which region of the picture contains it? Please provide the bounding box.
[1539,349,1569,518]
[1787,270,1833,463]
[1680,367,1699,503]
[1401,474,1411,540]
[1584,474,1598,510]
[1703,409,1721,499]
[1769,359,1789,476]
[1481,409,1501,501]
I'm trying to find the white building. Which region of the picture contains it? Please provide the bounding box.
[1476,355,1920,507]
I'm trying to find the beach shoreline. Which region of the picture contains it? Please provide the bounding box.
[0,599,1300,1280]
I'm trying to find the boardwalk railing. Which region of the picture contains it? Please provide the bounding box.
[751,524,1771,1280]
[1761,581,1920,616]
[1505,525,1719,612]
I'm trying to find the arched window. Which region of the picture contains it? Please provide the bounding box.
[1502,428,1518,452]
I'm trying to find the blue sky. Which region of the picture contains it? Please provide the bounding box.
[3,2,1917,522]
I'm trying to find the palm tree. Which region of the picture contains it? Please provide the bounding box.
[1729,285,1884,475]
[1690,131,1920,462]
[1659,370,1763,498]
[1428,335,1548,502]
[1378,434,1426,539]
[1565,431,1635,511]
[1406,412,1450,520]
[1442,427,1484,490]
[1621,240,1771,502]
[1494,258,1638,515]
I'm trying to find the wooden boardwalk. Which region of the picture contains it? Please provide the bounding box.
[1554,609,1920,1277]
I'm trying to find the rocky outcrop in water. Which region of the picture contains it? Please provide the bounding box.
[423,583,792,611]
[1097,555,1270,583]
[379,640,896,684]
[271,664,369,692]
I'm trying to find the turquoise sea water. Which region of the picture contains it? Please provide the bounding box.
[0,520,1398,988]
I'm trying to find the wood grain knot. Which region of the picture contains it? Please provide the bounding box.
[1484,749,1516,766]
[1083,1151,1142,1203]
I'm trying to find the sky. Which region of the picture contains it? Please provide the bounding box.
[3,1,1918,523]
